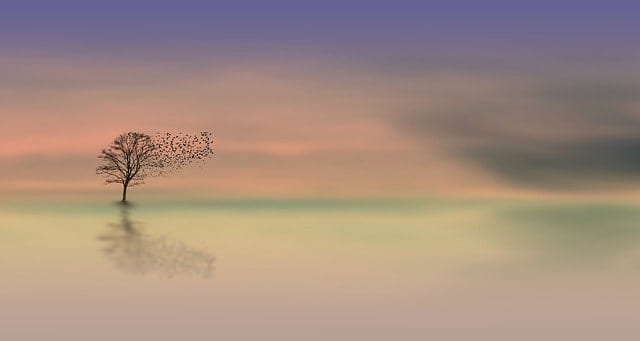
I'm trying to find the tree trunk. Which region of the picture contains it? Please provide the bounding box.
[122,183,128,203]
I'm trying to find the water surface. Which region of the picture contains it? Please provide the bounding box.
[2,198,640,340]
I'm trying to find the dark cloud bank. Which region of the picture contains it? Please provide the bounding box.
[401,74,640,190]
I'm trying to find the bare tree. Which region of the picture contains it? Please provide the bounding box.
[96,131,213,203]
[96,132,160,203]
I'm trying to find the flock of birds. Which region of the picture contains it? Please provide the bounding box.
[151,131,214,175]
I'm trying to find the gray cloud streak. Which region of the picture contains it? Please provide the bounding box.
[399,73,640,189]
[465,138,640,189]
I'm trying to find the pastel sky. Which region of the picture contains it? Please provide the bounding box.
[2,1,640,197]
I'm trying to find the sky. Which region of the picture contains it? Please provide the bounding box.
[2,1,640,198]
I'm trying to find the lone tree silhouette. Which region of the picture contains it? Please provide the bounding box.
[97,131,213,203]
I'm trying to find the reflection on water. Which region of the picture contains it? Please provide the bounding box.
[482,203,640,272]
[97,205,215,278]
[5,199,640,340]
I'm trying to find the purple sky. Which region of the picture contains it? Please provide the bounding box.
[2,0,639,62]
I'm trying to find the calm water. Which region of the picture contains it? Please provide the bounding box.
[2,198,640,340]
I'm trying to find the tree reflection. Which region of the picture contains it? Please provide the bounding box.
[98,205,214,278]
